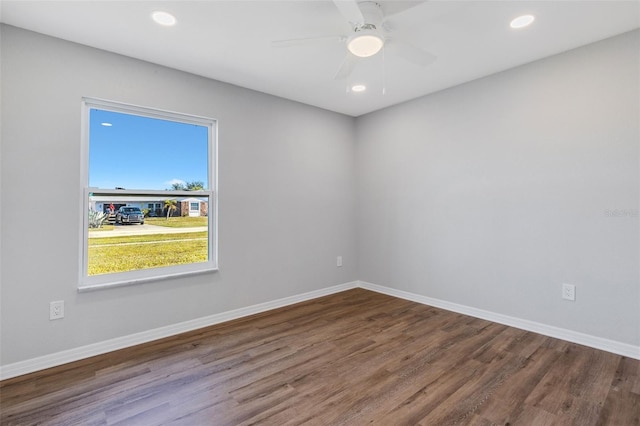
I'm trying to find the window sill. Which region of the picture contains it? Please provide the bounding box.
[78,267,219,293]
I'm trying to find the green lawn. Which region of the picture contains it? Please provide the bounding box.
[88,231,208,275]
[90,225,115,231]
[145,216,208,228]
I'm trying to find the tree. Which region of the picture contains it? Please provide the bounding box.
[164,199,177,220]
[168,181,204,191]
[185,181,204,191]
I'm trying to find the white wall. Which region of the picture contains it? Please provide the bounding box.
[356,30,640,346]
[0,25,357,365]
[2,24,638,371]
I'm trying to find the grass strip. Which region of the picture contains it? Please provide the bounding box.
[144,217,208,228]
[90,225,115,231]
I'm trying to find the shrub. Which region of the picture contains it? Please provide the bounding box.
[88,209,108,228]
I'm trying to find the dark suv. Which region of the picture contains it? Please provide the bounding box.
[115,206,145,225]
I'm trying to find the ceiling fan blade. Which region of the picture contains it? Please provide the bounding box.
[382,1,426,21]
[385,38,436,67]
[333,0,365,27]
[334,53,358,80]
[272,35,345,48]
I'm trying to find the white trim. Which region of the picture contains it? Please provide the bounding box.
[358,281,640,360]
[77,267,219,293]
[0,281,358,381]
[82,97,215,125]
[3,279,637,381]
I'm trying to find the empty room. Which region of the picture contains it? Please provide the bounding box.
[1,1,638,425]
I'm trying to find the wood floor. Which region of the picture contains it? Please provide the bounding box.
[1,289,639,425]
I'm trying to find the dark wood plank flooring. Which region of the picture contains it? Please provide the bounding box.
[1,289,639,425]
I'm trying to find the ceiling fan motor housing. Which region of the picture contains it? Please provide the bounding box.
[348,2,385,57]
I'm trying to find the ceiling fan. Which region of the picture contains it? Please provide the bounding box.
[273,0,436,80]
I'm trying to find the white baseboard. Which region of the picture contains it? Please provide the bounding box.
[0,281,359,381]
[358,281,640,360]
[3,279,637,381]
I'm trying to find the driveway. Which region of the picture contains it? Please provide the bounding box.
[88,224,206,238]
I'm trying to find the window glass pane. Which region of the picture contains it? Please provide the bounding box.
[87,193,209,276]
[89,109,208,190]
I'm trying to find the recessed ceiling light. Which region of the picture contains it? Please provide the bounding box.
[152,11,176,26]
[510,15,535,29]
[351,84,367,93]
[101,122,113,127]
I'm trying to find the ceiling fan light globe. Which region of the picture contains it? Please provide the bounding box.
[347,34,384,58]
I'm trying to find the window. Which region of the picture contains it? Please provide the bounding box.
[80,98,217,290]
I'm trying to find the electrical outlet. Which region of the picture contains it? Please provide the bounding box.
[337,256,343,267]
[562,283,576,301]
[50,300,64,320]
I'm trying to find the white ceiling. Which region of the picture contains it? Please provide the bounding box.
[1,1,638,116]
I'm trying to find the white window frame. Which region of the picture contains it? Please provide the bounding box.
[79,98,218,291]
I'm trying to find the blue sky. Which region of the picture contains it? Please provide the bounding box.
[89,109,209,190]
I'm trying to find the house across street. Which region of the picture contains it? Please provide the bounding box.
[90,195,208,218]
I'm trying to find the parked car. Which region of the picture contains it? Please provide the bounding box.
[116,206,145,225]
